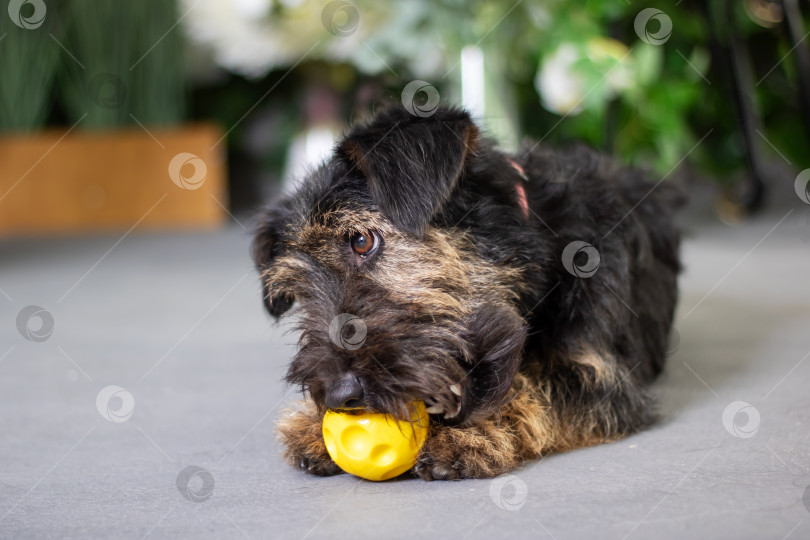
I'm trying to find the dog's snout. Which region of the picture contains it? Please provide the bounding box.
[325,373,364,409]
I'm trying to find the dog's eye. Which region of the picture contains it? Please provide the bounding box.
[350,231,378,257]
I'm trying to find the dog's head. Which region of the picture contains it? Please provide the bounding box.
[252,106,534,425]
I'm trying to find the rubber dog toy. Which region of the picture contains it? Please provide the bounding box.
[322,401,429,481]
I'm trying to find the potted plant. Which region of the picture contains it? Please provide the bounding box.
[0,0,226,235]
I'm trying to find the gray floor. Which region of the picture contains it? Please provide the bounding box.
[1,207,809,539]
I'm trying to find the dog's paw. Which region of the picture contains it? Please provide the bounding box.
[413,422,523,480]
[297,453,343,476]
[277,401,344,477]
[413,455,461,481]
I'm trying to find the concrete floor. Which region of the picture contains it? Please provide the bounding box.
[1,207,809,539]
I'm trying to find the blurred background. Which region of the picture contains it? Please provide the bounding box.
[1,0,808,235]
[2,3,810,537]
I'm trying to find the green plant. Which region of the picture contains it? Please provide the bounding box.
[332,0,807,178]
[0,9,61,133]
[57,0,185,130]
[58,0,134,128]
[128,0,185,126]
[0,0,187,133]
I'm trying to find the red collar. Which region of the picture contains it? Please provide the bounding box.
[506,157,529,219]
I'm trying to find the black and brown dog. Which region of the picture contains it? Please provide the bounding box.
[252,105,681,480]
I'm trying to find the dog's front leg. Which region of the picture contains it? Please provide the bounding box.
[276,400,343,476]
[413,374,553,480]
[413,423,521,480]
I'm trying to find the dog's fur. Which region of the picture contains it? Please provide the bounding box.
[252,105,681,480]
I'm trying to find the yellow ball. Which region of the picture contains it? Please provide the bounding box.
[322,402,429,481]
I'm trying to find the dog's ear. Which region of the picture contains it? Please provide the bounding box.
[337,107,478,237]
[251,203,294,318]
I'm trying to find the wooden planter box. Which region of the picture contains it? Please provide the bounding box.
[0,124,227,236]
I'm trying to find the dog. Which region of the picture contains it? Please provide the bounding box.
[252,105,682,480]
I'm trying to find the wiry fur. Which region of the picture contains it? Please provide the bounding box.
[253,105,682,480]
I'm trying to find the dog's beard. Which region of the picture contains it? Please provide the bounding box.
[285,320,469,423]
[285,300,527,426]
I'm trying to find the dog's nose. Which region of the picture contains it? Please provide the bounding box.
[325,374,364,409]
